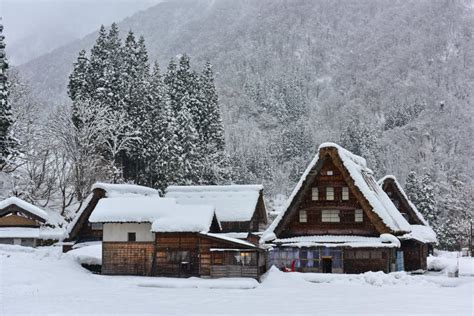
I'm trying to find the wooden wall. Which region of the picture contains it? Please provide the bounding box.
[401,240,428,271]
[0,214,39,227]
[283,158,379,237]
[102,242,154,275]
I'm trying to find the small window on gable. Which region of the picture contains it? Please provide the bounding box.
[299,210,307,223]
[326,187,334,200]
[128,232,136,242]
[355,209,363,222]
[342,187,349,200]
[327,170,334,176]
[312,187,319,200]
[322,210,340,222]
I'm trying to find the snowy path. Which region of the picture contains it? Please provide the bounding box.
[1,246,473,315]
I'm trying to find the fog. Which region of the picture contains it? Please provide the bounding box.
[1,0,162,65]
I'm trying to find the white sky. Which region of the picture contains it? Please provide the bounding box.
[1,0,162,65]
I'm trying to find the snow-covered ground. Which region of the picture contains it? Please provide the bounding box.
[1,245,473,315]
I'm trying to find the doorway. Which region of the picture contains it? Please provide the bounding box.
[322,257,332,273]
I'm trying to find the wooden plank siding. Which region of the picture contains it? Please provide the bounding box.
[401,240,428,271]
[102,242,154,275]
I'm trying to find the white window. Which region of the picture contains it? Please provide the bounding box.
[355,209,363,222]
[312,187,319,200]
[299,210,307,223]
[327,170,334,176]
[326,187,334,200]
[342,187,349,200]
[322,210,340,222]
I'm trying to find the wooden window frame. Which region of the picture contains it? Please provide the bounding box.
[342,187,349,201]
[127,232,136,242]
[311,187,319,201]
[299,210,307,223]
[326,187,334,200]
[321,209,340,223]
[355,209,363,222]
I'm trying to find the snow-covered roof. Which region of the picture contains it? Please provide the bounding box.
[0,197,49,221]
[67,183,160,235]
[92,182,159,197]
[165,185,263,222]
[264,143,411,240]
[270,234,401,248]
[400,225,438,244]
[204,233,257,248]
[151,204,217,233]
[0,227,66,240]
[378,175,430,226]
[89,197,176,223]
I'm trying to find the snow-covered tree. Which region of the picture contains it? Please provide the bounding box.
[0,24,17,170]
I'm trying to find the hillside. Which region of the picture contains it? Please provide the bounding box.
[16,0,474,206]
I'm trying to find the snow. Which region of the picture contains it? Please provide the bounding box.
[165,184,263,222]
[428,251,474,276]
[377,175,430,226]
[1,246,473,315]
[264,143,411,241]
[89,197,176,223]
[0,196,49,221]
[271,234,400,248]
[67,243,102,265]
[400,224,438,244]
[92,182,160,197]
[151,204,217,233]
[0,227,66,240]
[204,233,257,248]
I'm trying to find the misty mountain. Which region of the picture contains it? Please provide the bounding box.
[15,0,474,202]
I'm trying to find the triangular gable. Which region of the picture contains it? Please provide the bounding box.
[0,197,48,223]
[378,175,429,226]
[264,143,411,240]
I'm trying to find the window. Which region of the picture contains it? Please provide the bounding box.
[326,187,334,200]
[312,187,319,200]
[322,210,340,222]
[327,170,334,176]
[355,209,363,222]
[342,187,349,200]
[127,232,136,242]
[232,252,257,265]
[90,223,103,230]
[167,251,190,263]
[299,210,307,223]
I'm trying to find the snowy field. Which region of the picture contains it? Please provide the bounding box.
[1,245,473,315]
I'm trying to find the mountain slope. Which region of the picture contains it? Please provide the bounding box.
[16,0,474,202]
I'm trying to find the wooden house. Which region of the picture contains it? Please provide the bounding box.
[90,196,265,279]
[263,143,412,274]
[66,182,159,243]
[165,185,268,232]
[0,197,51,247]
[379,175,437,271]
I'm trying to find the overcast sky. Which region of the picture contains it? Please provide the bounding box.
[1,0,162,65]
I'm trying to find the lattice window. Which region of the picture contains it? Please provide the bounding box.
[299,210,307,223]
[342,187,349,200]
[355,209,363,222]
[321,210,340,222]
[312,187,319,200]
[326,187,334,200]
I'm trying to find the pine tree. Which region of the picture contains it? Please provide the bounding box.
[87,25,109,100]
[417,174,438,224]
[340,118,381,171]
[404,170,421,204]
[0,24,17,169]
[68,50,90,127]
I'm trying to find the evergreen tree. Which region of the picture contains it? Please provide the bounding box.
[340,118,381,172]
[404,170,421,204]
[68,50,90,127]
[417,174,438,224]
[0,24,17,169]
[87,25,109,100]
